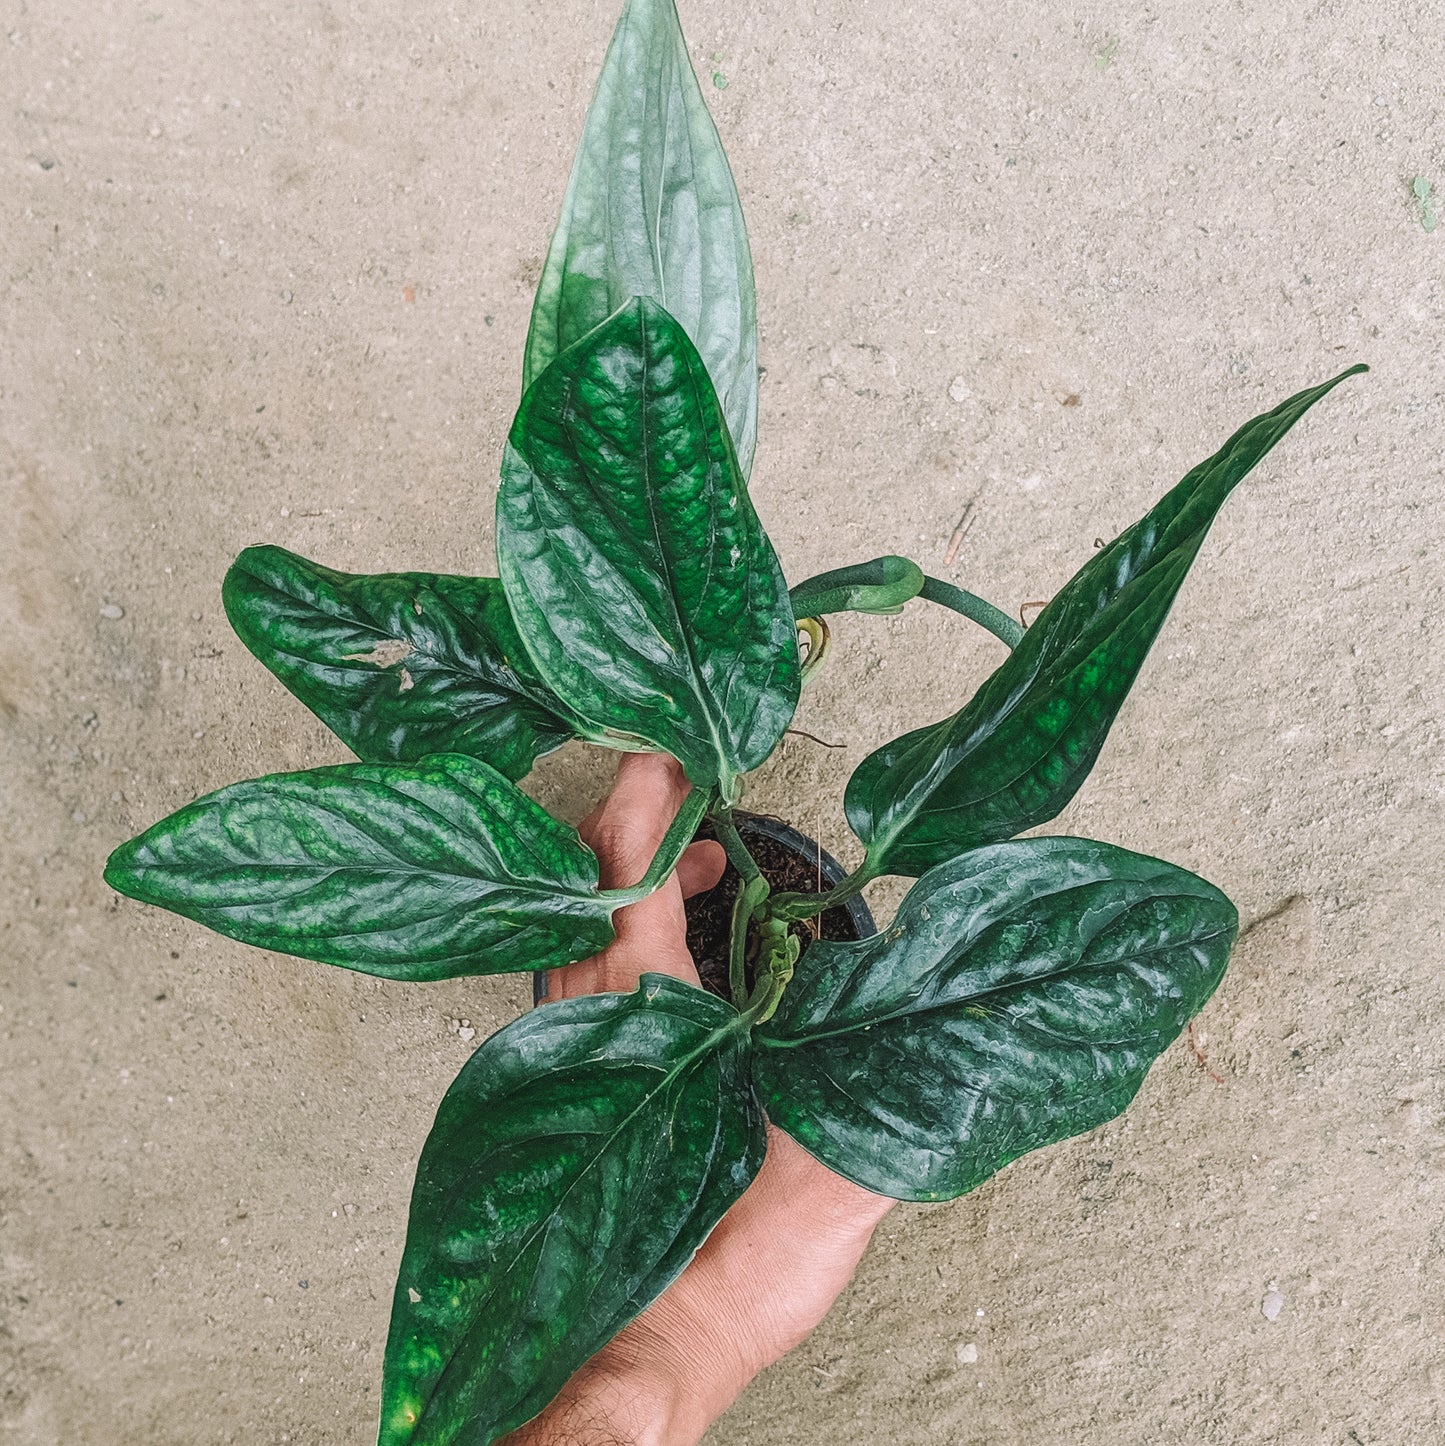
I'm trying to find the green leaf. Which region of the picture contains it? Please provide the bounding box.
[499,297,799,797]
[845,365,1366,876]
[380,975,765,1446]
[523,0,758,476]
[789,555,925,618]
[103,753,616,980]
[221,546,579,782]
[755,838,1237,1202]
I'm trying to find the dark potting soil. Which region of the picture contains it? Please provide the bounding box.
[686,819,865,1001]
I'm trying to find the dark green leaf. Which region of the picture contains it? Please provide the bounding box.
[523,0,758,476]
[104,753,615,980]
[222,546,580,781]
[846,365,1366,876]
[789,556,925,618]
[380,975,764,1446]
[755,838,1236,1202]
[499,297,799,797]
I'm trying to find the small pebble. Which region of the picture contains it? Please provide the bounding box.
[956,1342,978,1364]
[99,602,125,620]
[281,289,293,304]
[1261,1288,1285,1322]
[458,1027,476,1042]
[948,375,972,403]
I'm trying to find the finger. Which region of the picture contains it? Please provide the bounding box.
[543,754,704,1005]
[541,873,699,1002]
[676,840,726,900]
[581,752,693,891]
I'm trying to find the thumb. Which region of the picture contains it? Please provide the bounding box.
[677,840,727,900]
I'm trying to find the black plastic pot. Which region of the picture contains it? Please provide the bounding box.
[532,810,875,1007]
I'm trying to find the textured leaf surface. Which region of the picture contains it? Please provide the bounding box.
[756,838,1236,1201]
[221,546,577,781]
[846,365,1365,876]
[500,297,798,795]
[104,754,614,980]
[523,0,758,475]
[380,976,765,1446]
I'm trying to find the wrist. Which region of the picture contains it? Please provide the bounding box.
[596,1297,760,1441]
[499,1353,703,1446]
[583,1336,734,1446]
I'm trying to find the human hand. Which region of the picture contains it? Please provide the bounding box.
[504,753,895,1445]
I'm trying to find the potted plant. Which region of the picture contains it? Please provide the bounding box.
[103,0,1363,1441]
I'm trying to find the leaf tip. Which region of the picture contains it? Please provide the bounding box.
[102,840,139,899]
[378,1393,425,1446]
[222,542,285,592]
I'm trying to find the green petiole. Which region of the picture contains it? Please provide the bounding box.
[918,575,1023,649]
[769,858,879,923]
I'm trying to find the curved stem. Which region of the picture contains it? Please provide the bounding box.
[919,575,1024,649]
[739,962,790,1026]
[769,858,879,923]
[601,786,711,906]
[739,965,789,1027]
[789,555,925,618]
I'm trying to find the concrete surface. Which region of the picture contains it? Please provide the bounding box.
[3,1,1441,1442]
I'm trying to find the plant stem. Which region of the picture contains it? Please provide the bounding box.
[601,786,711,905]
[728,874,769,1010]
[919,575,1024,649]
[710,809,762,888]
[769,858,879,922]
[738,916,798,1026]
[739,960,790,1027]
